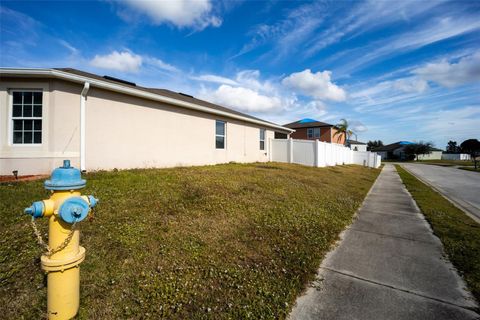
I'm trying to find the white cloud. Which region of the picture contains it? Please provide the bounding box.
[144,57,179,73]
[235,70,276,93]
[196,69,301,114]
[90,51,142,73]
[200,85,283,113]
[305,100,327,116]
[58,40,79,55]
[282,69,346,101]
[304,0,440,58]
[414,52,480,88]
[349,120,368,133]
[230,2,324,60]
[89,51,180,74]
[191,74,239,86]
[331,14,480,77]
[119,0,221,30]
[393,78,429,93]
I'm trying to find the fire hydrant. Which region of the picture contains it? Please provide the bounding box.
[25,160,98,320]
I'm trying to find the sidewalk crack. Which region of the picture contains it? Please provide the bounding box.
[320,266,479,313]
[348,228,437,245]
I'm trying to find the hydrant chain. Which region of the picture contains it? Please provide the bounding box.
[30,217,78,257]
[30,216,50,252]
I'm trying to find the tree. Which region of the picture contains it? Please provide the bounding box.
[404,141,433,161]
[367,140,384,151]
[460,139,480,169]
[446,140,460,153]
[333,119,354,146]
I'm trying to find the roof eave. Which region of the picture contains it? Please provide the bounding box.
[1,68,294,133]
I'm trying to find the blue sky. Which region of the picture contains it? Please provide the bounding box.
[1,0,479,149]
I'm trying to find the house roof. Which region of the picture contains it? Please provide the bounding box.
[373,141,442,152]
[0,68,293,133]
[348,140,366,145]
[284,118,334,129]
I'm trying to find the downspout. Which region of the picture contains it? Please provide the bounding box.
[80,82,90,172]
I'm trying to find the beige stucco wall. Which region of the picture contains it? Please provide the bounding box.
[0,78,80,175]
[84,87,274,171]
[1,78,278,174]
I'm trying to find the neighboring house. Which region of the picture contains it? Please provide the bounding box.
[374,141,442,160]
[348,140,367,152]
[283,118,345,144]
[374,141,413,160]
[0,68,293,175]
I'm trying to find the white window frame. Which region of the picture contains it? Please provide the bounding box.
[260,128,266,150]
[307,127,320,139]
[215,120,226,149]
[307,128,313,139]
[9,89,44,146]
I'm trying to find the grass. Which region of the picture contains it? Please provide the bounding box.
[458,166,480,173]
[395,165,480,303]
[0,162,380,319]
[417,159,475,166]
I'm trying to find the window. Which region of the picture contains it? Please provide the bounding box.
[307,127,320,139]
[12,91,43,144]
[215,120,225,149]
[260,129,265,150]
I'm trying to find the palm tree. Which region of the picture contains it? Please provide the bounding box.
[333,118,353,146]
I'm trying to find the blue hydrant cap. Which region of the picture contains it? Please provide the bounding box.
[44,160,86,190]
[24,201,45,218]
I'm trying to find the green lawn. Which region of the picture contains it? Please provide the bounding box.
[458,166,480,173]
[396,165,480,303]
[417,159,475,166]
[0,163,380,319]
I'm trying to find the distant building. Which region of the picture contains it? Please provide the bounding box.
[373,141,442,160]
[348,140,367,152]
[283,118,345,144]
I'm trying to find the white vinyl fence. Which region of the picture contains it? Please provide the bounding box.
[441,153,471,161]
[270,139,381,168]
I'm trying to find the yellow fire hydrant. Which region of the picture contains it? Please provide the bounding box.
[25,160,98,320]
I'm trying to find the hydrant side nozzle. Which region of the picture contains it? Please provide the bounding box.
[25,201,45,218]
[87,195,98,208]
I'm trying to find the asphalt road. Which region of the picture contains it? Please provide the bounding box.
[401,163,480,221]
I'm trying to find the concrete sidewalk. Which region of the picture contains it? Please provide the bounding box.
[289,164,479,320]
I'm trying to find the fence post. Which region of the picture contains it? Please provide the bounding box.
[314,140,319,167]
[288,138,293,163]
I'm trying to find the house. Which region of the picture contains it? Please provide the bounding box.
[373,141,442,160]
[0,68,293,175]
[283,118,345,144]
[348,140,367,152]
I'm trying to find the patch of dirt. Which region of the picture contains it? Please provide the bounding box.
[0,175,48,183]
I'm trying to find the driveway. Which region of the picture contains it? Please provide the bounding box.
[289,165,479,320]
[401,163,480,221]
